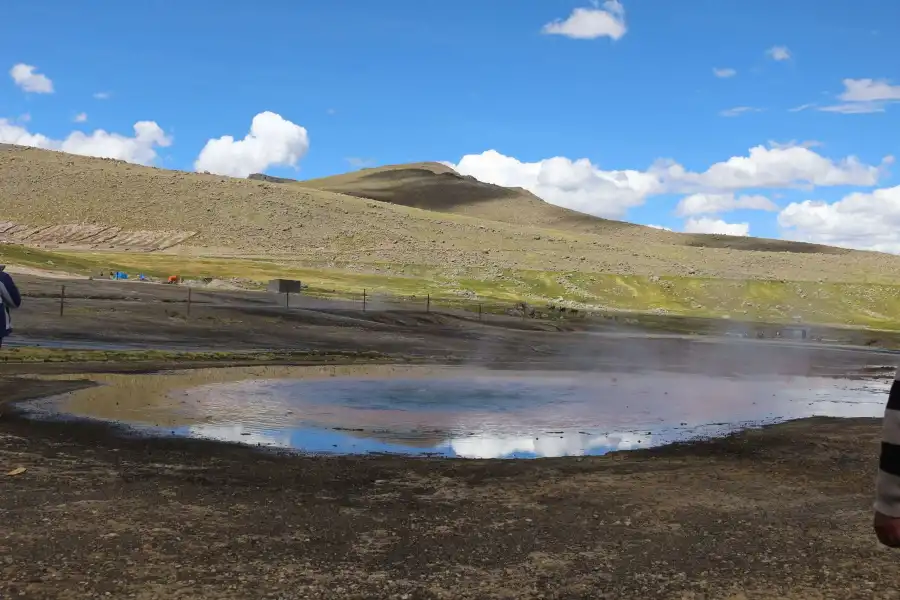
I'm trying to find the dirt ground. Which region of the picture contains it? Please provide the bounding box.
[3,275,900,598]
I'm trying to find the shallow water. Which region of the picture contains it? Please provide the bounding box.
[27,366,891,459]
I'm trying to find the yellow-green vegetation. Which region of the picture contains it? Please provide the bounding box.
[0,347,396,364]
[564,274,900,328]
[4,243,900,329]
[0,244,130,276]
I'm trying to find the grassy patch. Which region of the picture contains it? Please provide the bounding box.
[563,274,900,328]
[5,244,900,328]
[0,244,134,275]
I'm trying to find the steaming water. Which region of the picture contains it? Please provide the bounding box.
[31,368,892,458]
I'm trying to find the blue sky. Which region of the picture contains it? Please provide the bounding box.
[2,0,899,250]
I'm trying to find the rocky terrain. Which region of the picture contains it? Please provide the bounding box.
[1,144,898,283]
[0,221,196,251]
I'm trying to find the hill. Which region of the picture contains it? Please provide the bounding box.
[269,164,852,255]
[280,162,640,234]
[0,144,895,285]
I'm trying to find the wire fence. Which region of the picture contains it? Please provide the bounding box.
[17,277,842,342]
[26,278,595,325]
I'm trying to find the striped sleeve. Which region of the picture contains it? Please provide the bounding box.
[875,370,900,517]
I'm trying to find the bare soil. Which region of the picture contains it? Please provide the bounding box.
[3,146,900,281]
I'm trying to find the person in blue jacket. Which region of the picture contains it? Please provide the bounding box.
[0,266,22,348]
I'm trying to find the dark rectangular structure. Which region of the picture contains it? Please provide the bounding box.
[780,326,808,340]
[267,279,303,294]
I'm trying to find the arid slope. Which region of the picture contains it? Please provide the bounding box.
[0,144,897,282]
[288,162,642,234]
[283,164,852,256]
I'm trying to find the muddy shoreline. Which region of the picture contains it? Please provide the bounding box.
[8,362,894,460]
[1,359,898,598]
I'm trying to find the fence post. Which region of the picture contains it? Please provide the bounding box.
[59,285,65,317]
[426,294,430,313]
[362,289,367,312]
[478,303,482,321]
[285,291,289,309]
[187,287,192,316]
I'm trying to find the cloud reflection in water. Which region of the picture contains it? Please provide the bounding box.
[52,370,890,459]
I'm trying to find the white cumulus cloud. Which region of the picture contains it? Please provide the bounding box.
[778,186,900,253]
[676,193,777,216]
[451,143,888,220]
[713,67,737,78]
[453,149,663,218]
[0,119,171,165]
[542,1,627,40]
[194,111,310,178]
[74,112,88,123]
[767,46,791,61]
[684,217,750,236]
[664,143,887,191]
[839,78,900,102]
[9,63,54,94]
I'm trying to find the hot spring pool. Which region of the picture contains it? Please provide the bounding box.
[25,366,891,458]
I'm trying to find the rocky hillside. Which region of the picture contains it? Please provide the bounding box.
[0,144,896,282]
[285,163,638,234]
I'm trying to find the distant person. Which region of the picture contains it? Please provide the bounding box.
[0,266,22,348]
[875,370,900,546]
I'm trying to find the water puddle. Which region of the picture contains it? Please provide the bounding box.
[24,365,891,458]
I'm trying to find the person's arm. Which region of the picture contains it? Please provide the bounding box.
[874,370,900,545]
[0,272,21,308]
